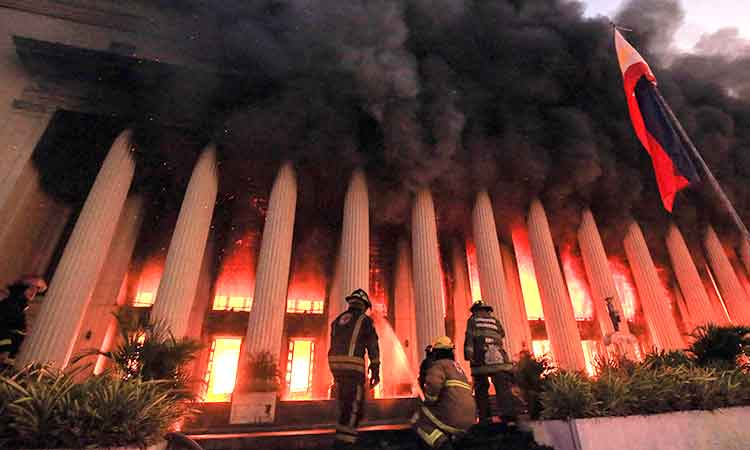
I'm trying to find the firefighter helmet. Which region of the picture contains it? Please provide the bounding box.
[432,336,455,350]
[19,276,47,294]
[470,299,493,312]
[346,288,372,309]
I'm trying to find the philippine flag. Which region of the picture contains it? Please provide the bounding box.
[615,29,699,212]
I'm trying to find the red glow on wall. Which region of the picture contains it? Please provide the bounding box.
[213,232,259,312]
[560,246,594,320]
[511,226,543,320]
[609,258,638,321]
[465,239,483,301]
[133,257,164,307]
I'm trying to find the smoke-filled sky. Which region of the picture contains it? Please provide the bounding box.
[127,0,750,262]
[584,0,750,50]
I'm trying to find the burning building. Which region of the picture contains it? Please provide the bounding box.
[2,0,750,423]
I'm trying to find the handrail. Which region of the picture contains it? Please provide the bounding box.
[165,432,204,450]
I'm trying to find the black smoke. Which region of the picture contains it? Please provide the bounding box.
[132,0,750,256]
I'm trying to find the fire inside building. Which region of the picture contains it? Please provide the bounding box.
[2,0,750,426]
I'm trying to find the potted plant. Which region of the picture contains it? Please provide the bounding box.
[230,351,281,424]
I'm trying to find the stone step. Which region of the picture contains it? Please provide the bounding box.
[189,423,553,450]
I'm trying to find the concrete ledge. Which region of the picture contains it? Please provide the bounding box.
[527,406,750,450]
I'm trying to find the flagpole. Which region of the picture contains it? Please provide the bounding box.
[653,88,750,247]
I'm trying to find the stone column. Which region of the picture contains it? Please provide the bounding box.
[704,225,750,325]
[70,195,144,368]
[340,169,370,300]
[16,130,136,367]
[666,223,723,326]
[501,243,533,355]
[394,238,419,374]
[741,239,750,279]
[151,146,218,338]
[473,191,525,357]
[623,221,684,350]
[578,209,632,337]
[450,239,472,372]
[411,189,446,355]
[242,162,297,357]
[0,102,52,226]
[527,199,586,371]
[318,250,343,398]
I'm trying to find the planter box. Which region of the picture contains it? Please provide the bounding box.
[229,392,277,424]
[526,406,750,450]
[20,439,167,450]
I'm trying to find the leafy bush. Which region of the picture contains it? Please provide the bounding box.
[515,351,553,419]
[1,365,192,449]
[540,372,597,419]
[74,308,202,397]
[243,351,281,393]
[688,324,750,369]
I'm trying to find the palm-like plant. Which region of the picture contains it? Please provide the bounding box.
[74,308,202,397]
[688,324,750,369]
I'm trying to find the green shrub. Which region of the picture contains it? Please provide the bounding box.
[688,324,750,369]
[515,352,553,419]
[540,371,596,419]
[243,351,281,393]
[0,365,192,449]
[74,308,202,398]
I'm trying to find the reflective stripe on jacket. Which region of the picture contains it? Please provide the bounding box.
[417,358,475,437]
[464,310,512,375]
[328,307,379,374]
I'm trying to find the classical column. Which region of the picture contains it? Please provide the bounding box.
[318,250,343,398]
[666,223,723,326]
[151,146,218,338]
[16,130,136,367]
[578,209,632,338]
[704,225,750,325]
[527,199,586,371]
[623,221,684,350]
[242,162,297,357]
[450,238,472,372]
[0,102,52,226]
[70,195,144,368]
[411,189,446,354]
[501,243,532,355]
[340,169,370,300]
[394,238,419,374]
[472,191,523,357]
[741,239,750,280]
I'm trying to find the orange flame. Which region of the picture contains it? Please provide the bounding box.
[465,239,483,301]
[133,257,164,307]
[609,258,637,321]
[213,232,259,311]
[560,246,594,320]
[511,226,543,320]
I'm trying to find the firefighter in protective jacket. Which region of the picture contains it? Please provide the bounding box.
[464,299,516,424]
[328,289,380,448]
[413,336,475,450]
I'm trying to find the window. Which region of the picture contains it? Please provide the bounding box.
[286,298,324,314]
[203,338,242,402]
[581,340,599,376]
[532,340,551,358]
[212,295,253,312]
[285,338,315,400]
[133,291,154,307]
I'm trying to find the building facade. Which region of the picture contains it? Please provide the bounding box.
[2,1,750,410]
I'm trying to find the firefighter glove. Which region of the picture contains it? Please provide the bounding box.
[369,364,380,388]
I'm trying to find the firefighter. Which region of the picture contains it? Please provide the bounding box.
[413,336,475,450]
[464,299,516,425]
[418,344,434,391]
[0,276,47,365]
[328,289,380,448]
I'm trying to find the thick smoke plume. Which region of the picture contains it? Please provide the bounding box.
[137,0,750,255]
